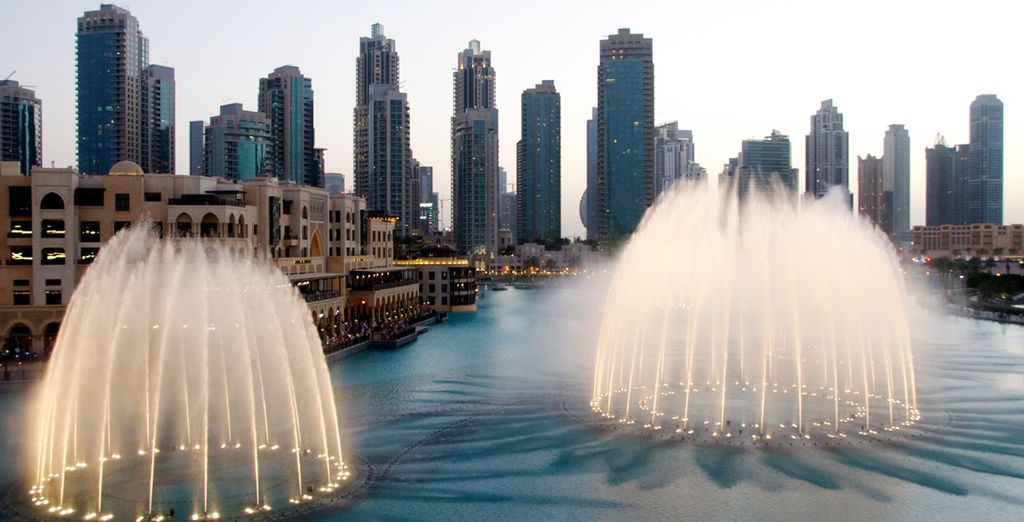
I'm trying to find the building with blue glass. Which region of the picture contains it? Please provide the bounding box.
[452,40,499,256]
[517,80,560,244]
[724,130,799,201]
[883,124,910,238]
[142,64,174,174]
[968,94,1003,225]
[596,29,654,245]
[0,80,42,175]
[77,4,173,176]
[259,66,318,186]
[202,103,272,181]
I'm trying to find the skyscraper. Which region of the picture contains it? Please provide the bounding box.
[654,122,699,196]
[726,130,798,201]
[259,65,317,186]
[189,120,204,176]
[968,94,1003,224]
[858,155,884,228]
[142,64,174,173]
[324,172,345,196]
[451,40,499,255]
[596,28,654,244]
[517,80,561,244]
[353,24,418,236]
[417,165,438,235]
[805,99,850,205]
[0,80,42,175]
[202,103,271,181]
[882,124,910,238]
[76,4,148,175]
[926,139,957,227]
[585,107,598,240]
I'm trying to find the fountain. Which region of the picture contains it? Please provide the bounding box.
[27,227,351,520]
[592,183,919,445]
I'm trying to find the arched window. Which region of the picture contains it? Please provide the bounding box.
[200,213,219,237]
[302,206,309,219]
[43,322,60,357]
[40,192,65,210]
[6,323,32,352]
[175,213,193,237]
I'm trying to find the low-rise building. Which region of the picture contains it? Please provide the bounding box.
[912,223,1024,258]
[0,161,404,355]
[395,248,477,312]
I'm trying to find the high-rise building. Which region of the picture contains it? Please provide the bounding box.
[451,40,499,255]
[805,99,850,205]
[725,130,798,201]
[517,80,561,244]
[142,64,174,173]
[596,29,654,244]
[654,122,699,196]
[76,4,149,175]
[0,80,42,175]
[189,120,204,176]
[417,164,438,235]
[882,124,910,238]
[968,94,1003,224]
[926,139,957,227]
[858,155,885,228]
[202,103,272,181]
[354,24,418,236]
[259,65,317,186]
[585,107,598,240]
[953,144,971,224]
[324,172,345,196]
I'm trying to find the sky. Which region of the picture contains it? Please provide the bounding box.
[2,0,1020,237]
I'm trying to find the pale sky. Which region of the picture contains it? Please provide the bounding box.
[2,0,1020,237]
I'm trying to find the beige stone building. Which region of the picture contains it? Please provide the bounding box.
[0,161,397,355]
[912,223,1024,258]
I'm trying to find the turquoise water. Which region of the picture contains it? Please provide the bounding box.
[4,280,1024,520]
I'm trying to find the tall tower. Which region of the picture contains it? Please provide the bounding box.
[882,124,911,238]
[925,139,957,226]
[451,40,499,255]
[76,4,149,175]
[730,130,798,202]
[806,99,850,205]
[968,94,1003,224]
[585,107,598,240]
[596,28,654,244]
[517,80,561,244]
[353,24,417,236]
[259,66,317,186]
[858,155,884,228]
[0,80,42,175]
[142,64,175,173]
[189,120,204,176]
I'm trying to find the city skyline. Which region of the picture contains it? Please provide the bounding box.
[2,0,1021,235]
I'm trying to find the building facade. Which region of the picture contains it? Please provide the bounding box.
[141,64,174,174]
[596,28,654,244]
[725,130,798,201]
[517,80,560,244]
[858,155,884,228]
[883,124,911,238]
[451,40,499,256]
[0,159,403,355]
[654,122,699,196]
[353,24,418,237]
[0,80,42,176]
[189,120,204,176]
[805,99,850,205]
[584,107,598,240]
[912,223,1023,258]
[925,140,957,227]
[259,66,318,186]
[967,94,1003,225]
[202,103,272,181]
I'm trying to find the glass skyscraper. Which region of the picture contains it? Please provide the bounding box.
[259,66,317,186]
[882,124,911,239]
[77,5,173,175]
[968,94,1003,224]
[729,130,798,201]
[517,80,561,244]
[202,103,272,181]
[452,40,499,256]
[805,99,850,205]
[0,80,42,175]
[596,29,654,244]
[354,24,418,236]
